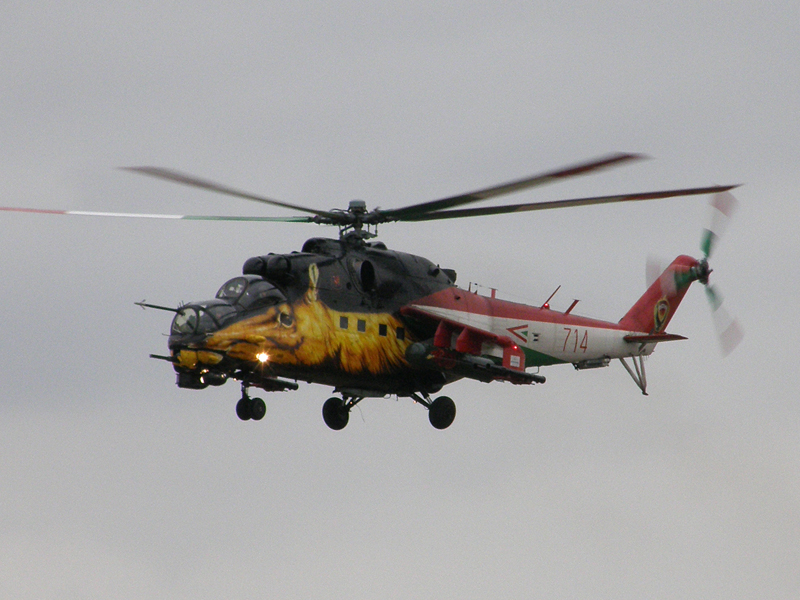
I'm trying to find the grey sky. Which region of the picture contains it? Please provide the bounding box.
[2,2,799,598]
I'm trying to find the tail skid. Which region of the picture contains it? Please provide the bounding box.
[619,335,687,395]
[619,355,648,395]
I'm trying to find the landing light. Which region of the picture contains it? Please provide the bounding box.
[257,352,269,364]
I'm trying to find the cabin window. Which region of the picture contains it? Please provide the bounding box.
[378,324,388,337]
[357,319,366,333]
[339,316,349,330]
[238,280,284,309]
[396,327,405,341]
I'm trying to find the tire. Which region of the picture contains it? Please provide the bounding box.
[322,397,349,430]
[429,396,456,429]
[236,397,252,421]
[250,398,267,421]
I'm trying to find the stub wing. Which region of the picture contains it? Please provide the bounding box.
[401,305,544,385]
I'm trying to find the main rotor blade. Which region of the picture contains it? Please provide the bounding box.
[0,206,315,222]
[381,152,646,221]
[121,166,338,220]
[396,184,739,222]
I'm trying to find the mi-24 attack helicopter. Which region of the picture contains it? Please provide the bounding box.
[2,153,742,429]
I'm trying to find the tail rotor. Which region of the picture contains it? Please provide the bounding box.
[643,191,743,356]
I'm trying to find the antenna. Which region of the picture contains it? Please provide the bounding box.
[541,285,561,309]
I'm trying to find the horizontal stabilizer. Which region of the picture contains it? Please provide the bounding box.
[623,333,687,343]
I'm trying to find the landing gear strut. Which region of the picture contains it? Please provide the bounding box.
[236,384,266,421]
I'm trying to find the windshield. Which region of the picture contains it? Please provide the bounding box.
[171,307,199,335]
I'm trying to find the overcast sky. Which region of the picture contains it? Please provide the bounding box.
[2,2,799,598]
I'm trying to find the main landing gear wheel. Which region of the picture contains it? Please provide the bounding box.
[428,396,456,429]
[322,397,350,430]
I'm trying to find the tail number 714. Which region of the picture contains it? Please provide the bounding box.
[562,327,589,353]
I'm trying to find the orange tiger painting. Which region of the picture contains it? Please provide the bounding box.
[204,264,414,375]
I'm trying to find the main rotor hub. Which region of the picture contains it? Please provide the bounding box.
[348,199,367,214]
[337,199,379,243]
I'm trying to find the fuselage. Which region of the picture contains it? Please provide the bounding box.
[166,238,698,398]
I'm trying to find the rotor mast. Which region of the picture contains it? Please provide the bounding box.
[338,199,379,243]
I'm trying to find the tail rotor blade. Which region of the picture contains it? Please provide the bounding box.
[705,283,723,311]
[700,229,717,260]
[705,283,743,356]
[645,254,678,296]
[646,254,664,289]
[718,319,744,357]
[702,191,738,258]
[659,268,678,297]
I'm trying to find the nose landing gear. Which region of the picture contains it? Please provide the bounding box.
[236,384,266,421]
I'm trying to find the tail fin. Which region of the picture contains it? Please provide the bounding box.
[619,255,702,333]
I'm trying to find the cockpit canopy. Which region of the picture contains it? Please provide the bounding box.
[170,275,286,336]
[215,275,286,309]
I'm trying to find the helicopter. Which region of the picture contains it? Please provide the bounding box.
[2,153,741,430]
